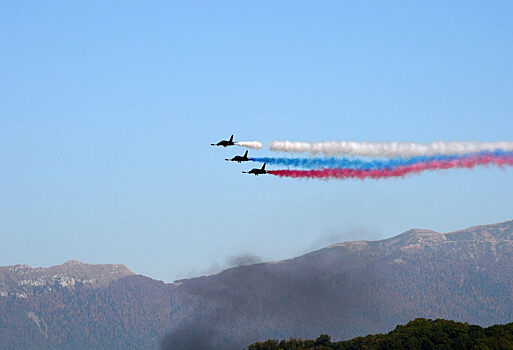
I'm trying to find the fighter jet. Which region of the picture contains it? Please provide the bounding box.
[242,163,267,175]
[211,135,235,147]
[225,150,249,163]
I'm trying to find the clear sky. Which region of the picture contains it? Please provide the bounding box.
[1,1,513,282]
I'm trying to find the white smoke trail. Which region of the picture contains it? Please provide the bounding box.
[236,141,263,149]
[269,140,513,157]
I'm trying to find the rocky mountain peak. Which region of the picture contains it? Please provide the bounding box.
[63,260,84,266]
[0,261,134,298]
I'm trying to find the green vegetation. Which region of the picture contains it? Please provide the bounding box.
[248,318,513,350]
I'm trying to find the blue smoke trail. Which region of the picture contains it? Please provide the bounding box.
[250,150,513,170]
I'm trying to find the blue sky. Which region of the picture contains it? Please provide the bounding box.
[1,1,513,281]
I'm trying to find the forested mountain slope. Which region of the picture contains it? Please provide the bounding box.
[2,220,513,349]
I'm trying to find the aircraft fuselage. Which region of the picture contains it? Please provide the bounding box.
[211,135,235,147]
[243,164,267,175]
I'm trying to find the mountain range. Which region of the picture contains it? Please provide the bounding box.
[1,220,513,350]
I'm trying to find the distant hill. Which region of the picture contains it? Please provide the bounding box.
[2,220,513,349]
[248,318,513,350]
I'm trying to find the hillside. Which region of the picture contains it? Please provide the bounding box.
[2,220,513,349]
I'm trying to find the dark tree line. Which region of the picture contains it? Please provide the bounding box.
[247,318,513,350]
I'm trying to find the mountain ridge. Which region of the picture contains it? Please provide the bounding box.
[2,219,513,350]
[2,219,512,286]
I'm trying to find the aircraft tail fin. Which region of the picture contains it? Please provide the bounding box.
[244,150,248,158]
[262,163,266,170]
[229,135,234,142]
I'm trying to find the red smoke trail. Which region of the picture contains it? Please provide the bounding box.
[267,154,513,180]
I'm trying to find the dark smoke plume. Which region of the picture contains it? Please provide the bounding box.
[227,254,262,267]
[161,249,379,350]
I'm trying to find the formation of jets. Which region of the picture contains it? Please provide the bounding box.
[211,135,267,176]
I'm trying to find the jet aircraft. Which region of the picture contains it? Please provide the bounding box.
[225,150,249,163]
[242,163,267,175]
[211,135,235,147]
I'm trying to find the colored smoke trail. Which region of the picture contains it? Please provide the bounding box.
[269,140,513,157]
[236,141,263,149]
[251,151,513,170]
[267,154,513,180]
